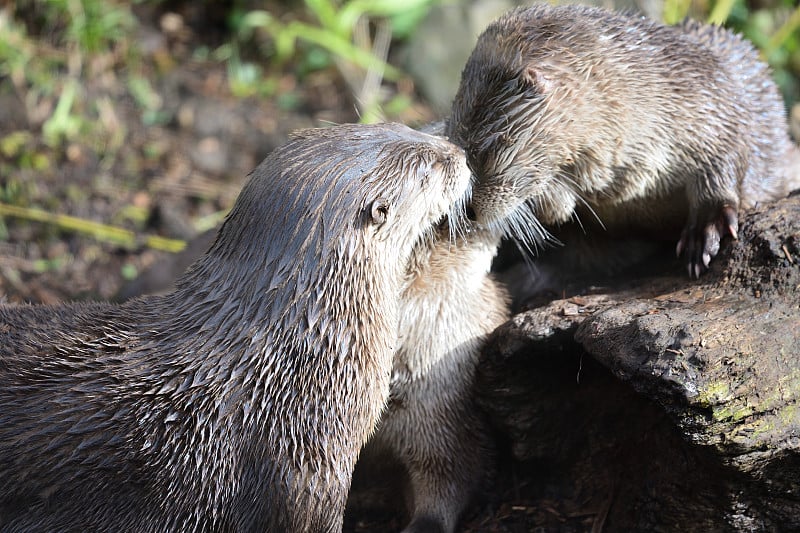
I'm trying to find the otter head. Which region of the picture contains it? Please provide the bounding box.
[351,124,473,262]
[447,7,583,251]
[190,123,472,310]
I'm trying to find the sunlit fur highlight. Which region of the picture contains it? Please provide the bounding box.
[448,4,800,271]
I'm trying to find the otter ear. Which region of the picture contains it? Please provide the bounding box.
[522,66,556,94]
[370,198,390,225]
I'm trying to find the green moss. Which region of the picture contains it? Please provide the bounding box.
[694,380,755,424]
[729,419,771,447]
[695,369,800,432]
[695,381,732,408]
[714,370,800,448]
[778,404,800,426]
[713,403,754,423]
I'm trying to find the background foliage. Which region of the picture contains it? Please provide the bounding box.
[0,0,799,261]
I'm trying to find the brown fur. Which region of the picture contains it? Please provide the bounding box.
[448,4,800,277]
[365,222,509,533]
[347,121,510,532]
[0,123,471,532]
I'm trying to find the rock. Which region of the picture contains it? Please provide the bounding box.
[477,194,800,531]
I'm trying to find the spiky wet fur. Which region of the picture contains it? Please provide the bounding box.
[0,123,472,532]
[358,123,511,533]
[369,11,800,527]
[448,4,800,271]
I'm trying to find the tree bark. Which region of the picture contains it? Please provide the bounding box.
[477,194,800,531]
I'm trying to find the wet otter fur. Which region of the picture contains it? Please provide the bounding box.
[345,120,509,533]
[448,3,800,277]
[366,9,800,527]
[363,222,509,533]
[0,123,472,532]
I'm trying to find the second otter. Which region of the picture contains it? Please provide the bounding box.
[449,4,800,277]
[363,220,509,533]
[0,123,471,531]
[372,8,800,530]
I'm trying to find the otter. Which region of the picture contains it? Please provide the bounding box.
[0,123,472,532]
[448,4,800,277]
[362,222,509,533]
[363,9,800,528]
[348,120,509,533]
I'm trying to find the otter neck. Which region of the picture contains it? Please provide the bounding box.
[132,235,396,448]
[156,239,397,374]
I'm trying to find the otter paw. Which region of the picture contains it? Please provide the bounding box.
[676,205,738,279]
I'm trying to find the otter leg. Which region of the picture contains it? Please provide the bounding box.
[370,236,507,531]
[377,351,494,533]
[677,157,742,278]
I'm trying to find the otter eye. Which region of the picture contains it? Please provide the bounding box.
[370,198,390,225]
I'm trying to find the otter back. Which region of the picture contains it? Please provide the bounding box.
[448,4,800,277]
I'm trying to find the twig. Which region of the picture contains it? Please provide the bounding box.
[0,202,185,252]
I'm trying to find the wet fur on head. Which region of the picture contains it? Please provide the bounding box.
[448,3,799,273]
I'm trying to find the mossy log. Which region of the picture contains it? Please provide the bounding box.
[477,194,800,531]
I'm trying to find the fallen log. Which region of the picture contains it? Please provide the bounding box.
[476,194,800,531]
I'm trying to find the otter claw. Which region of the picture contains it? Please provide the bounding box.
[722,205,739,240]
[675,238,685,258]
[678,205,739,278]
